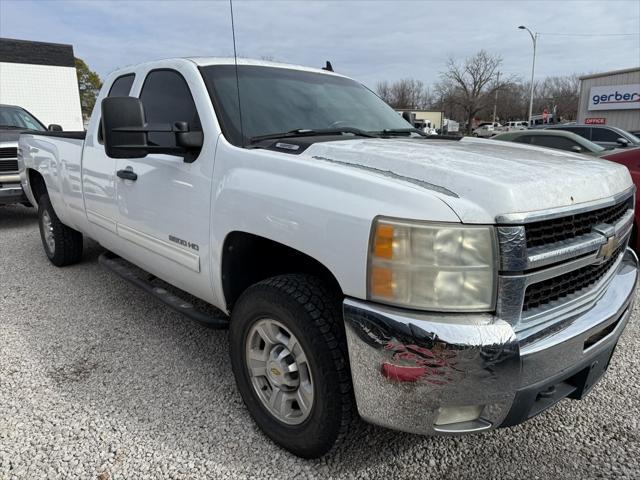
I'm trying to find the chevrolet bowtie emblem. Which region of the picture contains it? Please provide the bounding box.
[597,235,619,259]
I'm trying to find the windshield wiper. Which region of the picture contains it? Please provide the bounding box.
[249,127,378,144]
[375,128,427,137]
[0,125,27,130]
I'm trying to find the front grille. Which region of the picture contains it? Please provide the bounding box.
[0,147,17,159]
[525,198,632,248]
[523,246,623,312]
[0,159,19,172]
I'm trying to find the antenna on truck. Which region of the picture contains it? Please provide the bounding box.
[229,0,245,147]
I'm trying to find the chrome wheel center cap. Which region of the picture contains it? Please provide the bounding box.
[266,345,297,389]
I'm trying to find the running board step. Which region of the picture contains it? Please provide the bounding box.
[99,251,229,329]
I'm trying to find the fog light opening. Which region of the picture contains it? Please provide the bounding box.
[434,405,484,426]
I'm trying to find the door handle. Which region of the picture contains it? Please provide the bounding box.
[117,169,138,181]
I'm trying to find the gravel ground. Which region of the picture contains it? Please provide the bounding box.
[1,203,639,480]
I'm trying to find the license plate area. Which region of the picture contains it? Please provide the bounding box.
[567,347,615,400]
[501,344,616,427]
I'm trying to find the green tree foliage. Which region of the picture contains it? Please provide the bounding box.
[75,57,102,119]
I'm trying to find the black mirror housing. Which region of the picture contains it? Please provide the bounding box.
[102,97,148,159]
[47,124,63,132]
[175,121,204,150]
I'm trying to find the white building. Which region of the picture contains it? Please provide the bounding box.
[577,67,640,133]
[0,38,83,130]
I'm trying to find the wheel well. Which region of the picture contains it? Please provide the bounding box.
[28,169,47,204]
[221,232,343,311]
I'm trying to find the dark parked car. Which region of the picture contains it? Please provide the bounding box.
[0,104,55,206]
[546,124,640,149]
[492,129,611,156]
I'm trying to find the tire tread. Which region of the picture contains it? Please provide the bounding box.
[38,194,83,266]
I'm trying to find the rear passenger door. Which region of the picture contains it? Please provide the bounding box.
[114,68,213,299]
[82,73,136,245]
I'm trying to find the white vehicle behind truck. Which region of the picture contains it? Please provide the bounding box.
[18,58,637,458]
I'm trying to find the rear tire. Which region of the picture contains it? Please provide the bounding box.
[38,194,83,266]
[229,274,354,458]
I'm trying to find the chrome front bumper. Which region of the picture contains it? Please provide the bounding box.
[343,248,637,435]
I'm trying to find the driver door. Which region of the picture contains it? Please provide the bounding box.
[114,68,213,300]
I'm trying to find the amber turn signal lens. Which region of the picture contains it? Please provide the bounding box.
[371,266,394,298]
[373,223,394,259]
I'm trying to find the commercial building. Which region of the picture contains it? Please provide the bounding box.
[0,37,83,130]
[577,67,640,132]
[396,109,444,130]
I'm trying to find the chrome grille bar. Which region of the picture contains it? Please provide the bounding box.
[496,189,635,330]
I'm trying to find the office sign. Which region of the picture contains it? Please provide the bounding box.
[585,118,606,125]
[588,84,640,111]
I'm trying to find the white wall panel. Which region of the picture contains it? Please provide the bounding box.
[0,62,83,130]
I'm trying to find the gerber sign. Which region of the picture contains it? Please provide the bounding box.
[589,84,640,111]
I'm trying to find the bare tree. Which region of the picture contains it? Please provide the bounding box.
[438,50,504,133]
[376,78,431,109]
[376,80,393,105]
[534,74,580,121]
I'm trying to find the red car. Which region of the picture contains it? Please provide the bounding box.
[602,147,640,252]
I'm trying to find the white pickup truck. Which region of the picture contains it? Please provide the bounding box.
[18,58,638,458]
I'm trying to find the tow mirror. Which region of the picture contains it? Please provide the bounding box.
[102,97,148,159]
[47,124,63,132]
[616,137,630,147]
[102,97,203,161]
[174,121,204,150]
[571,145,583,153]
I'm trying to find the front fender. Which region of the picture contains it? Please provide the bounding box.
[209,137,460,303]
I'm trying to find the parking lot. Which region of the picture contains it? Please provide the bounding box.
[1,204,639,480]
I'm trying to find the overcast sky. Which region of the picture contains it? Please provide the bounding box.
[1,0,639,89]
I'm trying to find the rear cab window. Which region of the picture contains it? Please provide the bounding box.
[108,74,135,97]
[99,73,136,143]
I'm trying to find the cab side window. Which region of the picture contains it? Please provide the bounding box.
[563,126,591,140]
[513,135,532,144]
[139,70,201,147]
[99,74,136,143]
[592,128,621,143]
[108,74,135,97]
[533,135,579,152]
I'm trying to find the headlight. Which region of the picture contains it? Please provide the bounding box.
[368,218,497,311]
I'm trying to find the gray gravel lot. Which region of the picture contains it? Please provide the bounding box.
[1,204,639,479]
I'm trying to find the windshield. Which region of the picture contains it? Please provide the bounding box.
[200,65,412,146]
[0,105,46,131]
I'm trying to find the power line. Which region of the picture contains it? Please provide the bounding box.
[538,32,639,37]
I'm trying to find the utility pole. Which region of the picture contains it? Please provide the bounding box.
[492,71,500,124]
[518,25,538,126]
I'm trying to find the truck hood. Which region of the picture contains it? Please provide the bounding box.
[303,137,633,223]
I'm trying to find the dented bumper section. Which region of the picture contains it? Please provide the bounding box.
[343,248,638,436]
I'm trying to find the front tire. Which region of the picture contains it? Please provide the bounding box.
[229,274,354,458]
[38,194,83,266]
